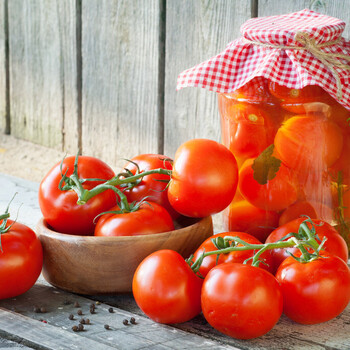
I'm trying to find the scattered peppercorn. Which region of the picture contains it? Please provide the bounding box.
[122,319,129,326]
[108,307,114,313]
[104,324,110,330]
[33,306,41,313]
[77,309,83,315]
[79,318,85,325]
[74,301,80,308]
[85,318,91,325]
[78,324,84,332]
[130,317,136,325]
[68,314,74,320]
[72,325,79,332]
[90,303,96,309]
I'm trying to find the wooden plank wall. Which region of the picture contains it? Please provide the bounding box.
[1,0,350,167]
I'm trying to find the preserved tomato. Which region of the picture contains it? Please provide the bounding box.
[218,78,350,249]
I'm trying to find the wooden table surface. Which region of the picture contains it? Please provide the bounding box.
[0,172,349,350]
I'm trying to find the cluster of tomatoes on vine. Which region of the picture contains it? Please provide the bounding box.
[1,137,350,341]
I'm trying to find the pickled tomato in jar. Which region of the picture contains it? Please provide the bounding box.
[219,78,350,241]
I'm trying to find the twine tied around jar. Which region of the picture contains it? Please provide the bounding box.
[243,32,350,100]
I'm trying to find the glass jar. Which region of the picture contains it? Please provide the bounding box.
[219,77,350,245]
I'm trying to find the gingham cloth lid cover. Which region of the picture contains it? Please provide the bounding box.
[177,9,350,110]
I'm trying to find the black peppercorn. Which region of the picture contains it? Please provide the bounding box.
[33,306,41,313]
[77,309,83,315]
[78,324,84,332]
[74,301,80,308]
[104,324,110,330]
[130,317,136,324]
[85,318,90,325]
[68,314,74,320]
[122,319,129,325]
[72,325,79,332]
[79,318,85,324]
[108,307,114,313]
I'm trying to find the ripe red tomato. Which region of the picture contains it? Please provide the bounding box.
[274,115,343,177]
[239,158,299,211]
[192,232,274,277]
[132,250,202,324]
[39,156,117,235]
[224,200,280,242]
[0,220,43,299]
[122,154,179,219]
[276,253,350,324]
[94,202,174,236]
[268,82,328,113]
[265,218,349,273]
[168,139,238,217]
[201,263,283,339]
[278,201,318,226]
[224,103,276,159]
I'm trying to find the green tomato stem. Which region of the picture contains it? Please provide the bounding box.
[73,168,171,206]
[0,213,10,222]
[189,218,324,274]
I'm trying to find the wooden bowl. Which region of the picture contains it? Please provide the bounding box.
[36,216,213,295]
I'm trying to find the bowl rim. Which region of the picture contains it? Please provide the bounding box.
[36,216,212,244]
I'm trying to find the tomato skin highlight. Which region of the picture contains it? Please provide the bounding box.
[38,156,117,235]
[201,263,283,339]
[0,220,43,299]
[94,202,174,237]
[122,154,179,219]
[266,218,349,274]
[168,139,238,218]
[276,253,350,324]
[192,232,274,277]
[132,250,202,324]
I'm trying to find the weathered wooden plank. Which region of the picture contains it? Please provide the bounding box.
[81,0,161,169]
[0,284,231,350]
[0,0,6,134]
[8,0,78,151]
[164,0,253,157]
[96,292,350,350]
[258,0,350,38]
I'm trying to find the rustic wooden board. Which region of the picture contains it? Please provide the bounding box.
[0,284,231,350]
[7,0,78,152]
[0,0,6,134]
[163,0,253,157]
[258,0,350,38]
[95,292,350,350]
[81,0,161,169]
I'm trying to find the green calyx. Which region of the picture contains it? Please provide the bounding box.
[187,217,326,277]
[0,193,18,252]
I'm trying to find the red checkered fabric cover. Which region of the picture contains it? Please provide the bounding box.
[177,9,350,110]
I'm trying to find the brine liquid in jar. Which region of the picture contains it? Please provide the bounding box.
[219,77,350,246]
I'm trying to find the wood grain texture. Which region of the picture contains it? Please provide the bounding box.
[163,0,252,157]
[258,0,350,38]
[81,0,161,169]
[0,0,5,134]
[8,0,78,151]
[0,285,230,350]
[37,216,213,294]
